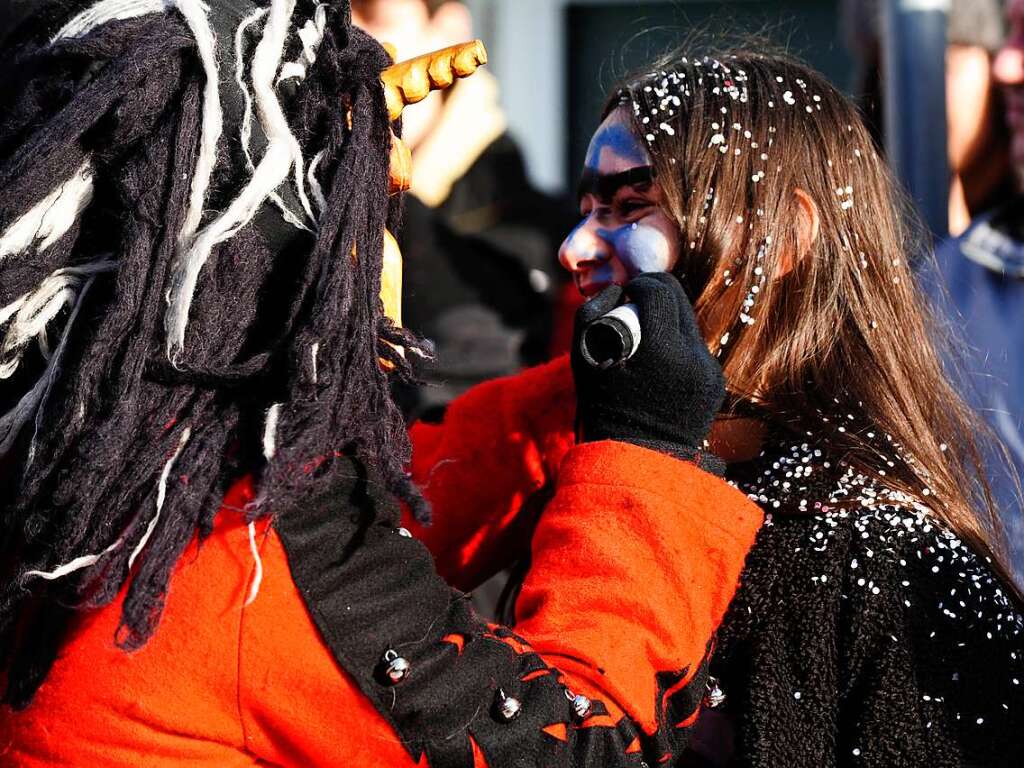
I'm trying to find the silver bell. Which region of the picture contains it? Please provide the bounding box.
[397,527,412,538]
[497,690,522,721]
[703,676,727,709]
[571,693,592,720]
[382,649,410,684]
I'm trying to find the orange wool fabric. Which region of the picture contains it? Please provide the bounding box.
[514,441,763,734]
[0,479,416,768]
[406,355,576,590]
[1,359,763,766]
[403,357,764,734]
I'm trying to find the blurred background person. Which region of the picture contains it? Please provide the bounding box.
[930,0,1024,582]
[842,0,1012,237]
[352,0,577,421]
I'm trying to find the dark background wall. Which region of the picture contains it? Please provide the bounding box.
[0,1,41,49]
[565,0,853,184]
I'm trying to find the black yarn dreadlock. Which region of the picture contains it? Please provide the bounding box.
[0,0,428,708]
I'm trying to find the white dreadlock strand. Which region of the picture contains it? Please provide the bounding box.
[0,296,24,330]
[0,161,95,261]
[22,425,191,585]
[235,7,276,192]
[244,520,266,610]
[262,402,282,461]
[170,0,224,245]
[234,3,270,178]
[246,402,282,606]
[59,2,225,258]
[245,521,264,606]
[0,270,107,460]
[307,150,327,215]
[234,5,311,233]
[0,286,75,380]
[252,0,316,225]
[165,0,309,360]
[21,539,124,582]
[52,0,169,41]
[127,426,192,569]
[0,261,119,380]
[276,3,327,85]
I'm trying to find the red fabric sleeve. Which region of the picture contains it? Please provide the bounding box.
[514,440,764,739]
[405,356,576,590]
[254,440,761,765]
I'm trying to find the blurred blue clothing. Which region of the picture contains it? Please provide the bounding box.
[933,199,1024,581]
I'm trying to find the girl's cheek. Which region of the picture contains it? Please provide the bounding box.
[608,219,681,277]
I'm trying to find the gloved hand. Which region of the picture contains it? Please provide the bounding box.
[571,273,726,467]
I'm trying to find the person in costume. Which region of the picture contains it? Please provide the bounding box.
[0,2,762,766]
[406,49,1024,766]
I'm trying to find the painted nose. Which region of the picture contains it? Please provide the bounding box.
[559,219,610,274]
[994,44,1024,86]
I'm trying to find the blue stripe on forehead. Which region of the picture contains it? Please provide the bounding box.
[584,121,650,170]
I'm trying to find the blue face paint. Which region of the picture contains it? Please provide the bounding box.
[560,107,681,293]
[562,218,617,285]
[597,222,677,278]
[584,120,651,175]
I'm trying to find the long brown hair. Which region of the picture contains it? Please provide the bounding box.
[611,47,1022,596]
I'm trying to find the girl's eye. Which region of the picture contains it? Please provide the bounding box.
[619,200,650,216]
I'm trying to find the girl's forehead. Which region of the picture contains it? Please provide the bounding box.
[585,108,651,173]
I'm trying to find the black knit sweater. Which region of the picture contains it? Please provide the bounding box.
[685,436,1024,767]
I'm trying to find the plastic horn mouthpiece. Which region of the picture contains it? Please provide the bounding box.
[580,303,641,369]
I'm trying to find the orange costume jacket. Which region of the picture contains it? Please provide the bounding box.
[0,357,762,767]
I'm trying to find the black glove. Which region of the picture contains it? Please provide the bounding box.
[571,273,726,469]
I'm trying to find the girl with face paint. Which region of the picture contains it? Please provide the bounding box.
[407,48,1024,766]
[559,108,681,296]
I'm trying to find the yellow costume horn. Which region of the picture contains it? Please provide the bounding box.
[375,40,489,364]
[381,40,488,122]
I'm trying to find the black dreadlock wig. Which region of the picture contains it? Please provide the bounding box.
[0,0,428,708]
